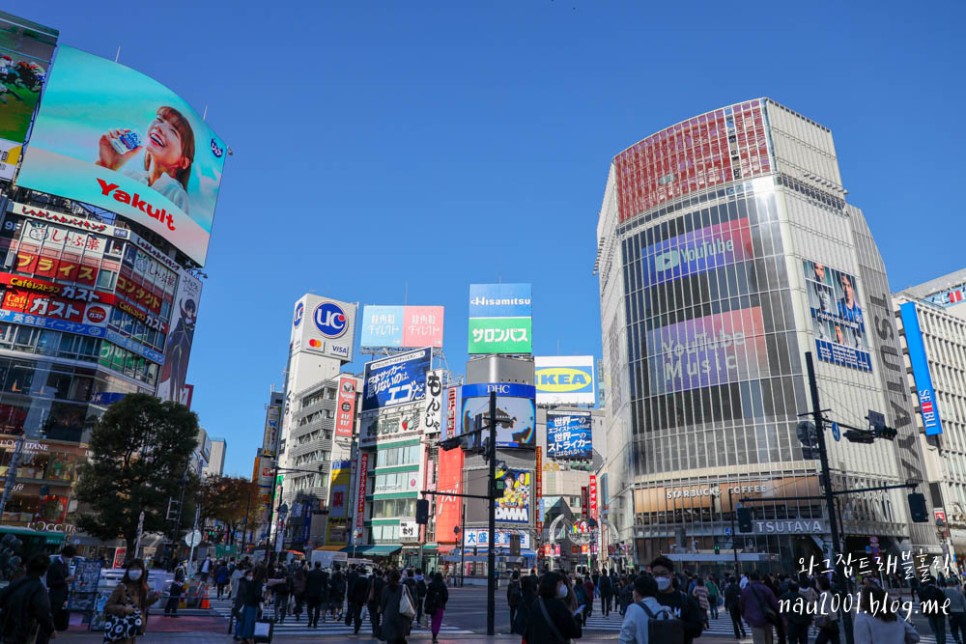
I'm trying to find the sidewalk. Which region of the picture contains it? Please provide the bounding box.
[57,613,231,643]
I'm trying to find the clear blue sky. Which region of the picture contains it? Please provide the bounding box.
[12,1,965,476]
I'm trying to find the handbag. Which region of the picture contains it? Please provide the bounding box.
[54,607,70,631]
[103,611,143,642]
[253,619,274,643]
[537,598,570,644]
[399,585,416,619]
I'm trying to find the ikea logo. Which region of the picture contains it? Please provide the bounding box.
[536,368,592,392]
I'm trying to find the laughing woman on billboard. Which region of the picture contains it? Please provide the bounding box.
[95,106,195,214]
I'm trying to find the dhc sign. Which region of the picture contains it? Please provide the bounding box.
[534,356,596,407]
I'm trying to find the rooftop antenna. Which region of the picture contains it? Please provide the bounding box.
[114,46,121,63]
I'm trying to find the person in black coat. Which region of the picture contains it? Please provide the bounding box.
[367,569,387,639]
[305,562,325,628]
[1,554,55,644]
[347,569,369,634]
[424,572,449,644]
[45,545,75,632]
[380,569,414,644]
[524,571,582,643]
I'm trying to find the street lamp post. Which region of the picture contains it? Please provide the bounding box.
[728,487,739,578]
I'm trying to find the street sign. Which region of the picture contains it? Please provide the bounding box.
[724,527,733,536]
[831,422,841,442]
[184,530,202,547]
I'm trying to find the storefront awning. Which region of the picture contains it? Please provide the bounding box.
[339,545,402,556]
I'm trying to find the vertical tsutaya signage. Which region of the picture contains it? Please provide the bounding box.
[900,303,943,436]
[355,452,369,533]
[359,305,444,348]
[468,283,532,354]
[422,369,443,435]
[290,294,357,362]
[534,356,596,406]
[589,474,598,521]
[335,376,357,439]
[156,270,202,402]
[0,11,58,181]
[802,259,872,372]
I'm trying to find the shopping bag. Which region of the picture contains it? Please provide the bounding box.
[253,619,274,643]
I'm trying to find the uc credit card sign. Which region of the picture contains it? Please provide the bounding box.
[642,218,753,288]
[534,356,596,406]
[468,283,532,354]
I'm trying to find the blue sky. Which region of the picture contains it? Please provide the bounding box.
[12,1,965,476]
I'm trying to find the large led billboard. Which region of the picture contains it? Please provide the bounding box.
[801,260,872,372]
[646,307,768,395]
[155,269,201,402]
[362,348,431,412]
[641,217,753,288]
[546,412,593,461]
[534,356,596,406]
[16,47,227,266]
[359,305,444,349]
[290,294,357,362]
[0,12,57,180]
[461,383,536,448]
[900,302,943,436]
[495,468,531,524]
[467,283,532,354]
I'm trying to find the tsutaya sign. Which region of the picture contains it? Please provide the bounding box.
[753,519,828,535]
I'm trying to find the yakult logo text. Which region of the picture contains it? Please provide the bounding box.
[97,179,176,231]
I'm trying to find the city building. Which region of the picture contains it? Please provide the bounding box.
[595,98,939,571]
[894,269,966,558]
[203,438,226,477]
[0,11,226,541]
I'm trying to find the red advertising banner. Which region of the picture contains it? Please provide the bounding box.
[589,474,598,521]
[535,446,543,533]
[355,452,369,531]
[435,447,464,544]
[335,376,357,439]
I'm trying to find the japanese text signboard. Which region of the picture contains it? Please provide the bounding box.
[467,283,532,354]
[546,412,593,461]
[359,305,444,348]
[362,348,431,412]
[335,376,358,439]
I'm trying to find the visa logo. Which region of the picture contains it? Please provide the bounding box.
[536,368,592,392]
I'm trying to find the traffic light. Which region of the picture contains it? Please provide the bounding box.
[908,493,928,522]
[737,507,753,533]
[439,437,462,451]
[714,544,720,555]
[416,499,430,525]
[844,430,875,444]
[874,425,898,440]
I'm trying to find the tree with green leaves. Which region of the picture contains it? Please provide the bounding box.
[198,475,260,545]
[75,393,199,556]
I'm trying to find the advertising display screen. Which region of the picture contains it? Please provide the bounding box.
[546,412,593,461]
[534,356,596,406]
[461,383,536,448]
[0,12,58,180]
[435,446,464,544]
[468,283,532,354]
[335,376,357,439]
[495,468,531,524]
[646,306,768,395]
[155,270,201,402]
[359,305,444,348]
[642,217,753,288]
[290,294,357,362]
[16,47,227,266]
[900,302,943,436]
[362,348,431,412]
[802,260,872,372]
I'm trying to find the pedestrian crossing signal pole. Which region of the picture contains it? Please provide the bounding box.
[487,391,497,637]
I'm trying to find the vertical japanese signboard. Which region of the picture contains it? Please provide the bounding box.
[445,386,460,439]
[589,474,598,521]
[535,446,543,531]
[422,369,443,435]
[335,376,357,439]
[467,283,532,354]
[355,452,368,535]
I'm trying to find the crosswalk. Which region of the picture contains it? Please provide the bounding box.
[212,604,475,638]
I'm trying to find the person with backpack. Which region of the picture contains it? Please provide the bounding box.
[650,556,705,644]
[423,572,449,644]
[523,571,582,644]
[780,581,813,644]
[600,567,614,617]
[724,575,748,639]
[620,573,681,644]
[0,554,55,644]
[506,570,523,628]
[413,569,428,627]
[290,564,307,622]
[706,576,720,620]
[740,570,781,644]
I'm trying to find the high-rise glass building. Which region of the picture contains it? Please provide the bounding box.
[596,99,939,570]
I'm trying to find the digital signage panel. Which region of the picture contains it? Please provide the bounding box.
[546,412,593,461]
[468,283,532,354]
[900,302,943,436]
[359,305,444,348]
[642,217,753,288]
[0,11,58,181]
[495,468,531,524]
[362,348,431,412]
[534,356,596,406]
[646,307,768,396]
[156,269,201,402]
[16,47,227,266]
[801,260,872,372]
[461,383,536,448]
[335,376,357,439]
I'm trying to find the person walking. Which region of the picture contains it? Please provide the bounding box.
[229,561,246,601]
[367,569,386,639]
[651,556,705,644]
[329,566,345,622]
[692,577,711,629]
[814,575,841,644]
[45,545,75,634]
[163,568,185,618]
[619,573,675,644]
[779,581,812,644]
[0,554,55,644]
[305,562,324,629]
[853,585,920,644]
[600,568,614,617]
[214,561,230,600]
[236,567,264,644]
[200,556,212,582]
[424,572,449,644]
[511,573,538,635]
[706,576,720,620]
[724,575,747,639]
[739,570,780,644]
[944,577,966,644]
[507,570,523,628]
[290,564,307,622]
[583,575,596,619]
[414,569,427,627]
[270,565,291,624]
[523,571,582,643]
[380,569,415,644]
[346,568,369,635]
[103,559,161,644]
[921,576,948,644]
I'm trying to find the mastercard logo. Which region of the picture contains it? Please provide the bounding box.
[309,339,323,348]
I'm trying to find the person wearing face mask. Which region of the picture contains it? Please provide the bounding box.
[524,571,582,643]
[104,559,161,644]
[649,556,705,644]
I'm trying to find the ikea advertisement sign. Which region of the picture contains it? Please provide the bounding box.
[534,356,596,406]
[899,302,943,436]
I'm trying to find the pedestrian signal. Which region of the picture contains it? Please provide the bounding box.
[908,493,928,522]
[416,499,430,525]
[737,507,753,533]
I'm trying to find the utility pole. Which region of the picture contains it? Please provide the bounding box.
[460,502,466,588]
[806,351,854,644]
[486,391,497,637]
[728,487,739,577]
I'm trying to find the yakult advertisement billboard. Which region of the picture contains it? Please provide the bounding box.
[16,47,228,266]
